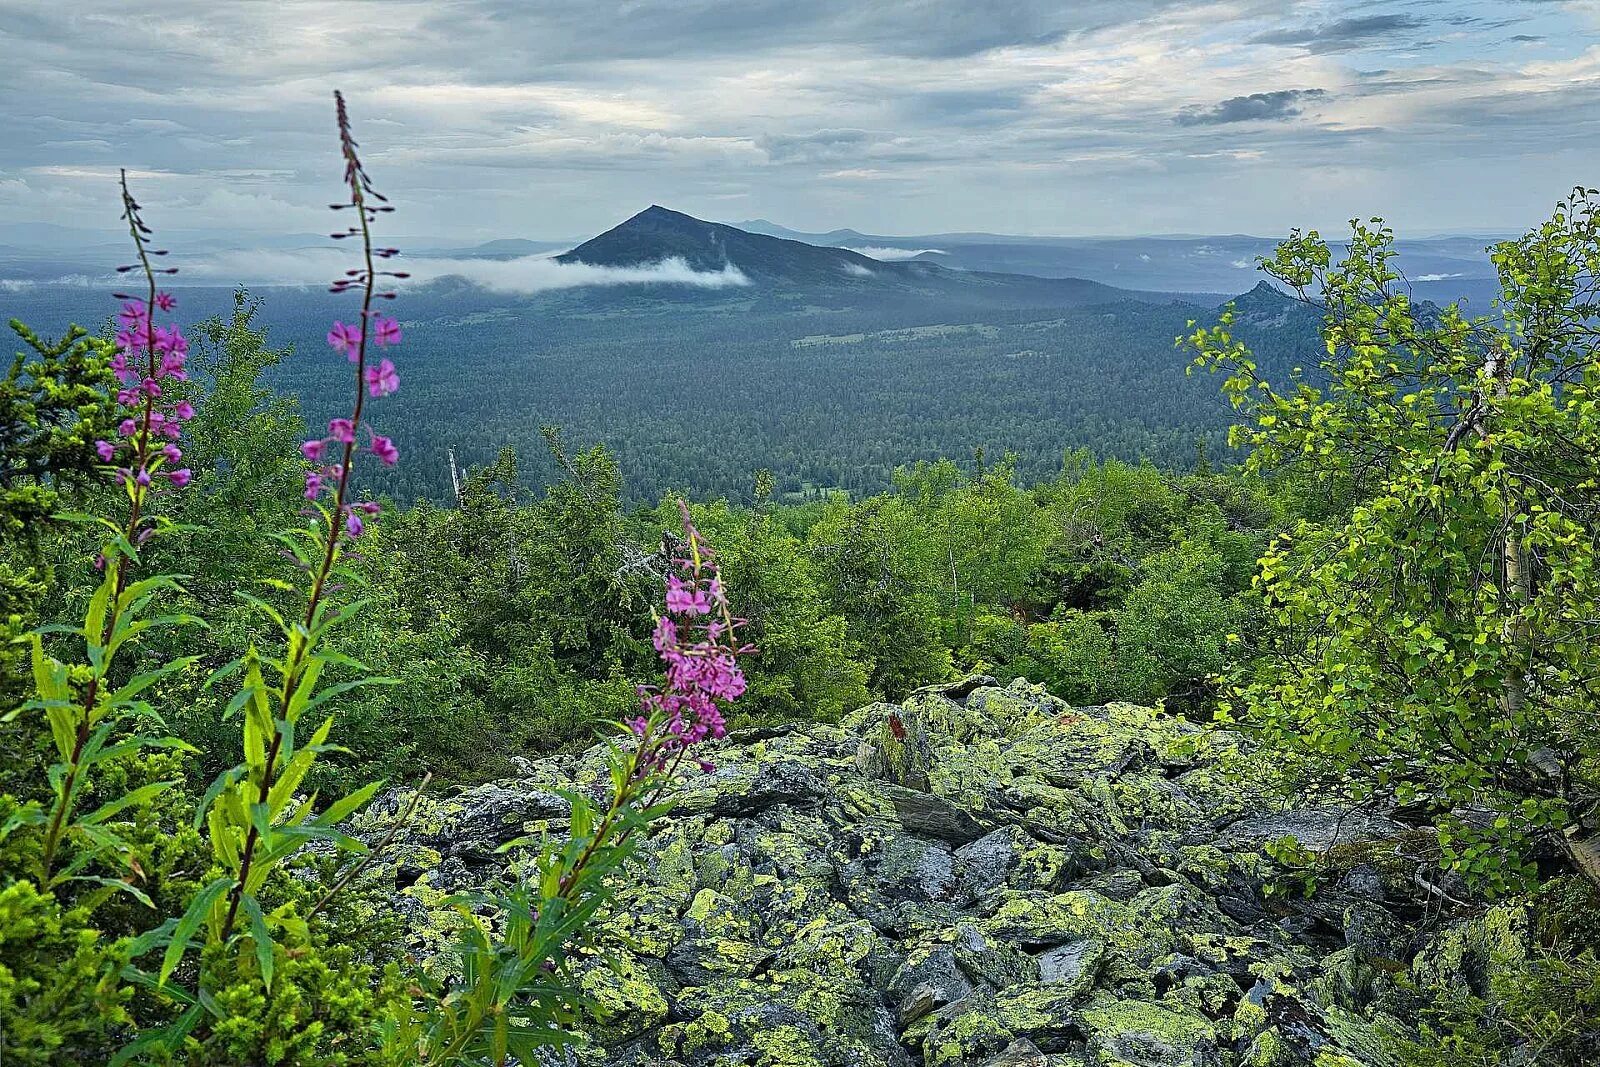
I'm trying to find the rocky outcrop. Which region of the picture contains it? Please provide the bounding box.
[356,678,1511,1066]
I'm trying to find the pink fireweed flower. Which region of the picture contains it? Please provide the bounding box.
[665,574,711,616]
[652,615,678,654]
[301,439,327,462]
[370,433,399,466]
[304,470,323,499]
[153,324,186,357]
[633,503,754,771]
[327,321,362,359]
[371,316,401,347]
[345,511,364,537]
[328,418,355,444]
[102,178,194,529]
[364,358,399,397]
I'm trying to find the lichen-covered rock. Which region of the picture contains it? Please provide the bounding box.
[359,678,1452,1066]
[1079,997,1219,1066]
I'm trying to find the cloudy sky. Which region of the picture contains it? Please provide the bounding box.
[2,0,1598,245]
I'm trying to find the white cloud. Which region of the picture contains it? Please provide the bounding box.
[178,247,751,293]
[1415,272,1464,281]
[843,246,946,260]
[0,275,96,289]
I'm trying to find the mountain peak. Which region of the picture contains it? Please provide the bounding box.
[1232,279,1293,307]
[558,206,882,284]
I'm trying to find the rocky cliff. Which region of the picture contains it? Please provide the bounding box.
[358,679,1532,1066]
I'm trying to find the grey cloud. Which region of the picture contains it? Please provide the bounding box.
[899,89,1028,126]
[754,129,936,167]
[0,0,1593,242]
[1252,14,1427,53]
[438,0,1191,63]
[1175,89,1328,126]
[757,130,874,163]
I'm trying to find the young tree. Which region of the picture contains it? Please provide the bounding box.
[0,322,116,720]
[806,495,951,696]
[1188,189,1600,891]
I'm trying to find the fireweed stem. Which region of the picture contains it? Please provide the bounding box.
[221,90,382,941]
[39,173,169,881]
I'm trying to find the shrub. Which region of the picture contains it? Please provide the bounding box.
[1188,192,1600,892]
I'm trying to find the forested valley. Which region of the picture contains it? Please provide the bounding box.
[2,277,1320,505]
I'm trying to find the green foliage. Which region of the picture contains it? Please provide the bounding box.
[147,925,412,1067]
[0,319,116,541]
[0,876,131,1065]
[1188,188,1600,890]
[0,319,117,727]
[1261,834,1319,899]
[805,493,953,694]
[1389,945,1600,1066]
[1111,520,1250,706]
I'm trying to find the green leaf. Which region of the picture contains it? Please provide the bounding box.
[63,874,156,910]
[195,765,245,831]
[316,780,382,828]
[80,780,176,826]
[107,1003,205,1067]
[107,656,201,706]
[204,655,245,692]
[241,893,275,989]
[160,876,232,987]
[234,590,288,634]
[0,804,44,842]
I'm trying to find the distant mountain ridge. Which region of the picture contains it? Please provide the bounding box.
[557,206,1206,309]
[728,216,1505,307]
